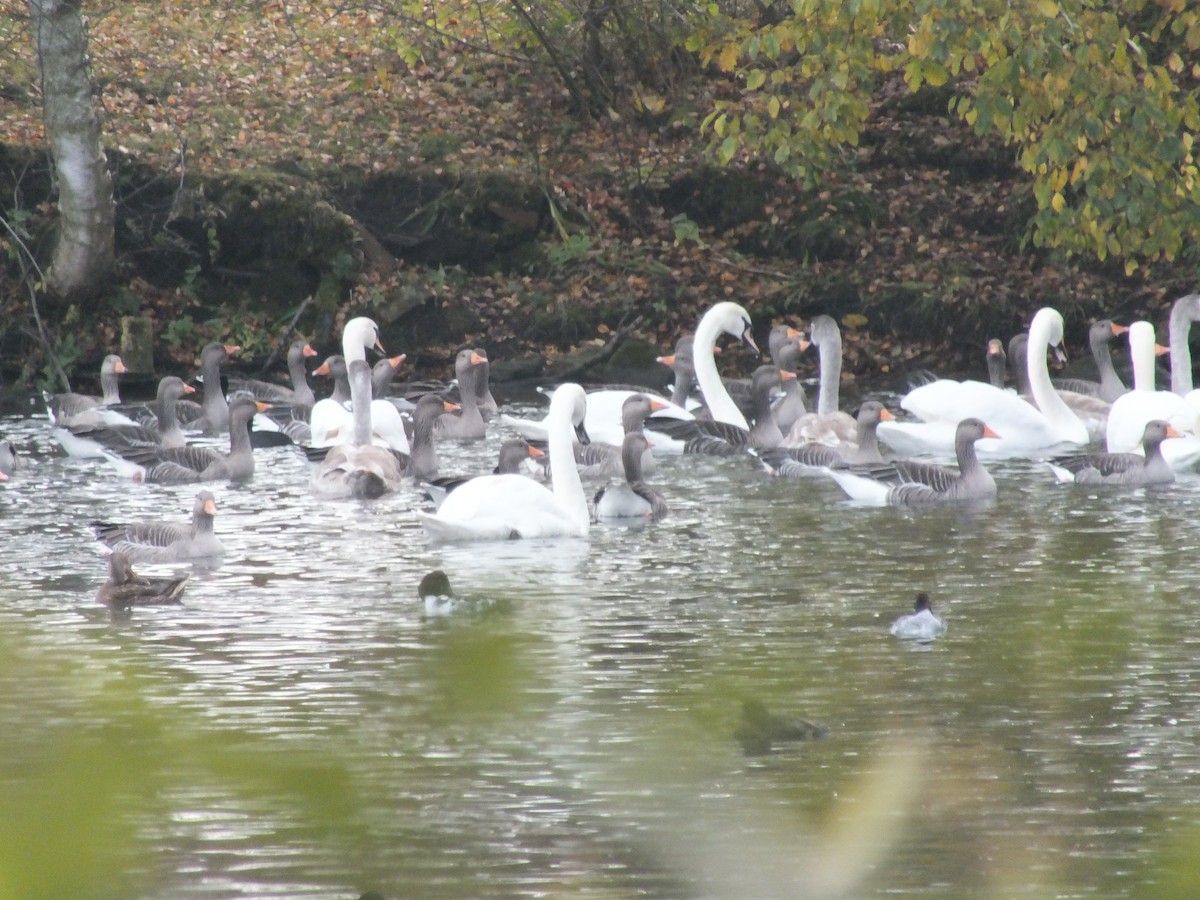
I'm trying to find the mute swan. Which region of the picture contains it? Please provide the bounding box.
[43,354,129,427]
[419,383,591,541]
[1048,420,1180,485]
[96,552,187,609]
[594,432,668,520]
[101,394,267,483]
[1005,331,1111,443]
[889,593,946,640]
[878,308,1089,456]
[90,490,224,562]
[784,316,857,447]
[310,359,408,499]
[829,418,999,505]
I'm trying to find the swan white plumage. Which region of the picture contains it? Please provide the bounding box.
[499,301,757,446]
[877,307,1090,456]
[418,383,591,541]
[309,317,410,452]
[1104,320,1200,469]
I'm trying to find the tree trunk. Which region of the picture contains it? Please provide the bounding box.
[28,0,115,301]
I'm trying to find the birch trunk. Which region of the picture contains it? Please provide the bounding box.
[29,0,114,300]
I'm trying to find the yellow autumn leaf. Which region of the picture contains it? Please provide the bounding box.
[1051,191,1066,212]
[1036,0,1059,17]
[718,42,740,74]
[767,95,781,119]
[842,313,868,329]
[1124,259,1139,276]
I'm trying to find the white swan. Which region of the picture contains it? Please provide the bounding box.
[500,301,757,445]
[309,317,410,452]
[1104,320,1200,469]
[877,307,1090,456]
[418,383,591,541]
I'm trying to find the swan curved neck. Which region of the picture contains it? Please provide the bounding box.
[348,363,373,446]
[1027,317,1082,430]
[1169,297,1197,394]
[695,316,749,428]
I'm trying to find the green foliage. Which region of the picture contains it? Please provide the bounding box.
[685,0,1200,267]
[162,314,196,352]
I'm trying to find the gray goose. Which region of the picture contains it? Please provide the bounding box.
[421,438,545,509]
[63,376,196,456]
[763,400,893,475]
[228,339,319,409]
[432,349,488,441]
[174,342,240,435]
[645,365,788,455]
[593,432,668,520]
[1053,320,1129,401]
[826,417,999,506]
[1047,420,1180,485]
[101,394,267,484]
[575,393,666,479]
[43,354,128,428]
[91,490,224,563]
[96,551,187,609]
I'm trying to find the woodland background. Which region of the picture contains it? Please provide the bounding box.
[1,0,1197,393]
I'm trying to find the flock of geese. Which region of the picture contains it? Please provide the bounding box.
[7,292,1200,610]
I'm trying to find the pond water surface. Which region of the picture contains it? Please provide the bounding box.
[2,391,1200,898]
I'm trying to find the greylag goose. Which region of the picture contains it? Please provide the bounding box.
[575,393,666,478]
[43,354,129,428]
[829,418,999,506]
[658,334,701,409]
[421,438,545,509]
[594,432,668,520]
[723,325,803,421]
[646,364,787,455]
[418,383,591,541]
[985,339,1007,388]
[432,349,488,441]
[59,376,196,457]
[227,339,318,409]
[90,490,224,562]
[1053,320,1129,401]
[770,336,809,432]
[183,342,241,435]
[784,315,857,447]
[96,551,187,609]
[763,400,893,474]
[309,359,408,499]
[101,394,267,483]
[1048,419,1180,485]
[879,308,1089,456]
[889,593,946,640]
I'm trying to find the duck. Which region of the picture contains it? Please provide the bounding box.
[55,376,196,457]
[417,569,502,616]
[90,490,225,562]
[1052,319,1129,401]
[889,592,947,640]
[828,418,999,506]
[431,349,488,441]
[594,432,668,520]
[1104,321,1199,469]
[43,354,131,428]
[418,383,591,541]
[733,699,829,756]
[878,308,1089,456]
[96,551,188,609]
[1048,420,1181,485]
[783,315,857,447]
[762,400,893,475]
[420,439,546,510]
[227,339,319,409]
[309,359,409,499]
[101,394,267,483]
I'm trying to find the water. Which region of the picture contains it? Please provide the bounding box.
[3,395,1200,898]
